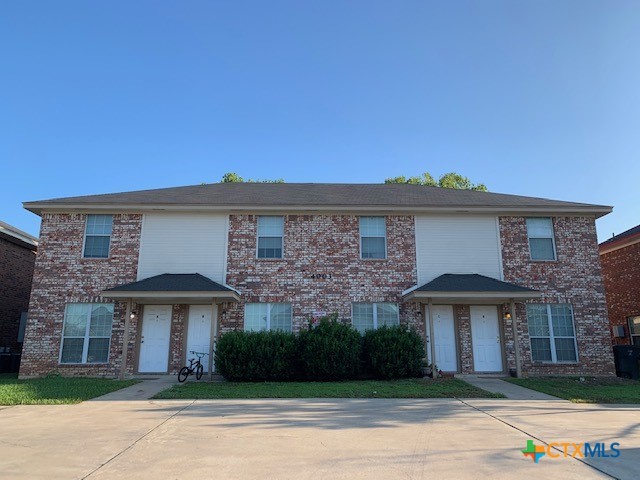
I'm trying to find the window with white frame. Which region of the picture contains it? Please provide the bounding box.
[257,216,284,259]
[352,303,399,333]
[83,214,113,258]
[526,217,556,261]
[360,217,386,259]
[244,303,292,332]
[526,304,578,362]
[60,303,114,364]
[628,316,640,346]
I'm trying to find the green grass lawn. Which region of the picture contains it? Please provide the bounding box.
[154,378,504,399]
[0,373,138,405]
[506,376,640,404]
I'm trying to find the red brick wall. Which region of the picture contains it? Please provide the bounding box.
[19,213,142,377]
[0,236,36,353]
[600,241,640,346]
[222,214,423,336]
[499,216,614,376]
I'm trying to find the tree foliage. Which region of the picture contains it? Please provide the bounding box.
[385,172,487,191]
[220,172,285,183]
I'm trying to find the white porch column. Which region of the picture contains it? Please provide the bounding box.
[510,299,522,378]
[428,298,436,373]
[119,299,132,380]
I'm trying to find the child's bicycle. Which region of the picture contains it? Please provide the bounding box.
[178,351,208,382]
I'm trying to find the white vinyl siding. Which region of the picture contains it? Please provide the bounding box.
[60,303,114,364]
[414,215,502,284]
[526,304,578,363]
[352,303,399,333]
[360,217,386,259]
[137,214,227,282]
[244,303,292,332]
[83,214,113,258]
[526,218,556,261]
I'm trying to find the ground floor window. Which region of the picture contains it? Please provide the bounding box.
[352,303,399,334]
[60,303,114,364]
[628,316,640,346]
[526,303,578,363]
[244,303,292,332]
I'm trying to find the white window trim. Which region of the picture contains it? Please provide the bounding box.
[359,216,387,260]
[59,303,114,364]
[526,217,557,261]
[528,304,579,363]
[256,216,285,259]
[244,302,292,332]
[351,302,399,331]
[82,214,113,259]
[628,316,640,345]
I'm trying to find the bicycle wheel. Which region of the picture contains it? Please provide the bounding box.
[196,364,204,380]
[178,366,190,383]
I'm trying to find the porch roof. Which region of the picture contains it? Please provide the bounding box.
[101,273,240,304]
[402,274,540,303]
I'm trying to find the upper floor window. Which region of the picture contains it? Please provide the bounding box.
[526,217,556,261]
[629,316,640,346]
[526,303,578,363]
[83,214,113,258]
[360,217,386,259]
[60,303,114,364]
[244,303,292,332]
[352,302,399,334]
[257,216,284,259]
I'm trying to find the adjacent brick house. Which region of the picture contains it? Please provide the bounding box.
[20,183,615,378]
[599,224,640,347]
[0,221,38,357]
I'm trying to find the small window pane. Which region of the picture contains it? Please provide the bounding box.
[257,237,283,259]
[87,338,110,363]
[61,338,84,363]
[86,215,113,235]
[628,316,640,335]
[244,303,268,332]
[526,218,553,237]
[526,305,550,336]
[361,237,386,259]
[529,238,555,261]
[63,304,90,336]
[360,217,386,237]
[554,338,577,362]
[550,305,574,337]
[89,305,114,337]
[377,303,399,327]
[270,303,292,332]
[257,216,284,237]
[84,236,111,258]
[530,338,552,362]
[353,303,374,333]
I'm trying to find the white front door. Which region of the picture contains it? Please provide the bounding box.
[186,306,212,372]
[138,305,172,373]
[470,306,503,372]
[427,305,458,372]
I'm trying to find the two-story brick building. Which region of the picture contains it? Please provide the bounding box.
[19,183,615,378]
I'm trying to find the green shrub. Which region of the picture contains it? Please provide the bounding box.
[215,330,298,381]
[363,326,425,379]
[298,314,362,381]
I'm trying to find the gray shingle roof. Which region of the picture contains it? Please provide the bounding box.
[414,274,537,293]
[104,273,234,292]
[599,223,640,247]
[24,182,611,215]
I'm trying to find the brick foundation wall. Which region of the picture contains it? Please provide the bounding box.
[19,213,142,378]
[500,216,615,376]
[0,236,36,353]
[223,214,423,337]
[600,241,640,346]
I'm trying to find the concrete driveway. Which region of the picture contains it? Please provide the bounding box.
[0,398,638,479]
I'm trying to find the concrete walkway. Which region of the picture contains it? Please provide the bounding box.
[457,375,563,400]
[90,376,177,401]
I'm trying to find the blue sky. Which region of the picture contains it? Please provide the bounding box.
[2,1,638,240]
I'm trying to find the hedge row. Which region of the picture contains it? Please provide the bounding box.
[215,317,425,382]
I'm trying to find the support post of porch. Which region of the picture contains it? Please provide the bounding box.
[209,301,217,381]
[120,299,132,380]
[427,298,436,374]
[510,299,522,378]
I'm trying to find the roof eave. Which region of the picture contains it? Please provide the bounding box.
[403,290,541,302]
[101,290,241,302]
